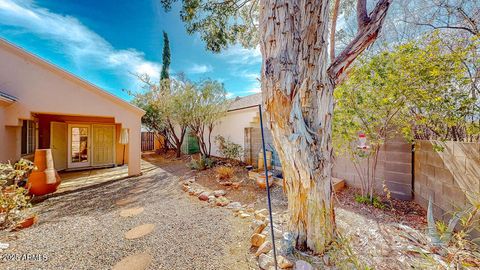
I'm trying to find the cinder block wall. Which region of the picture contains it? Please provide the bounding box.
[332,137,413,200]
[414,140,480,219]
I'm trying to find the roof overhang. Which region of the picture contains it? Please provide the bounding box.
[0,91,17,107]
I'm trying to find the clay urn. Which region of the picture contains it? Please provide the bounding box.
[27,149,61,196]
[256,172,274,189]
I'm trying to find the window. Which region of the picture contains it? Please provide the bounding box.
[21,120,35,155]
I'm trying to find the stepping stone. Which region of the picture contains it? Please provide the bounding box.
[112,252,152,270]
[115,197,137,206]
[119,207,144,218]
[125,224,155,239]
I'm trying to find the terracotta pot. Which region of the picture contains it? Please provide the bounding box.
[27,149,61,196]
[17,215,37,229]
[256,172,274,189]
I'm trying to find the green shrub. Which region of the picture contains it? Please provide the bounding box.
[187,155,214,170]
[0,159,35,230]
[214,135,243,160]
[354,195,385,209]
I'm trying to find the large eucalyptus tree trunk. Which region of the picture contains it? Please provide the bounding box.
[259,0,391,253]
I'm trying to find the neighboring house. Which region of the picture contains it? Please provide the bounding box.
[0,39,144,176]
[209,93,282,169]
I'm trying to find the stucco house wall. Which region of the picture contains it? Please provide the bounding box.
[0,39,143,175]
[208,107,259,160]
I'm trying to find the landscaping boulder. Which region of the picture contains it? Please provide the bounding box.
[226,202,242,211]
[255,212,267,221]
[277,255,294,269]
[213,190,226,197]
[255,208,268,215]
[255,241,272,257]
[198,192,210,201]
[251,233,266,247]
[295,260,313,270]
[215,197,230,207]
[182,184,189,192]
[258,254,274,270]
[251,219,267,234]
[208,195,216,203]
[239,213,251,219]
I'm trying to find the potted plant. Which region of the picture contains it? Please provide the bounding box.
[0,159,36,230]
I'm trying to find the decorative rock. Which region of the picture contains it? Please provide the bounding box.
[226,202,242,211]
[239,213,251,219]
[198,192,210,201]
[277,255,294,269]
[255,241,272,257]
[251,233,266,247]
[208,195,216,203]
[255,209,269,215]
[182,184,190,192]
[112,252,152,270]
[246,208,255,213]
[258,254,274,270]
[295,260,314,270]
[193,190,203,196]
[188,189,196,195]
[251,219,267,234]
[213,190,226,197]
[215,197,230,207]
[119,207,144,218]
[124,224,155,239]
[255,213,267,221]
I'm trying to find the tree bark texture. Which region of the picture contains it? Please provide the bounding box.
[259,0,391,253]
[259,0,335,253]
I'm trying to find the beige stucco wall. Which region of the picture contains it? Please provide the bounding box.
[208,107,258,159]
[0,40,143,175]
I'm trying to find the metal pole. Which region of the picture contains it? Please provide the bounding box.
[258,105,278,269]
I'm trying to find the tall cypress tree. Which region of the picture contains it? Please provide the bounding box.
[160,31,170,80]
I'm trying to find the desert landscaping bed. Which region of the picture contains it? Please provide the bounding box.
[165,152,468,270]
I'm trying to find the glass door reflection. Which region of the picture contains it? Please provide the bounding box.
[71,127,89,164]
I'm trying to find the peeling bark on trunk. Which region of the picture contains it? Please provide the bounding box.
[259,0,391,253]
[259,0,335,253]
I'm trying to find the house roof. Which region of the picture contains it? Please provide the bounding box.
[0,91,17,103]
[0,38,144,116]
[228,93,262,111]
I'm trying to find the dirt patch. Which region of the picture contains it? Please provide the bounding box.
[335,187,427,229]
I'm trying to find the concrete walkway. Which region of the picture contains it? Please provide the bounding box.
[0,165,251,270]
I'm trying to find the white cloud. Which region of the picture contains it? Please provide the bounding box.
[187,63,213,74]
[221,43,261,65]
[0,0,161,86]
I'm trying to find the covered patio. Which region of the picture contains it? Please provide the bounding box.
[0,38,144,176]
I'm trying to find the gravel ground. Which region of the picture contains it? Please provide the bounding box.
[0,167,252,270]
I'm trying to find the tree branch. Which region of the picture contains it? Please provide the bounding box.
[330,0,341,63]
[357,0,369,29]
[328,0,392,85]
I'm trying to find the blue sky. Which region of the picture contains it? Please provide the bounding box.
[0,0,262,100]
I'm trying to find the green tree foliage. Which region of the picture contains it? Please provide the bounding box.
[132,75,196,157]
[334,33,479,198]
[189,79,229,157]
[160,0,258,52]
[132,74,228,157]
[161,31,171,80]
